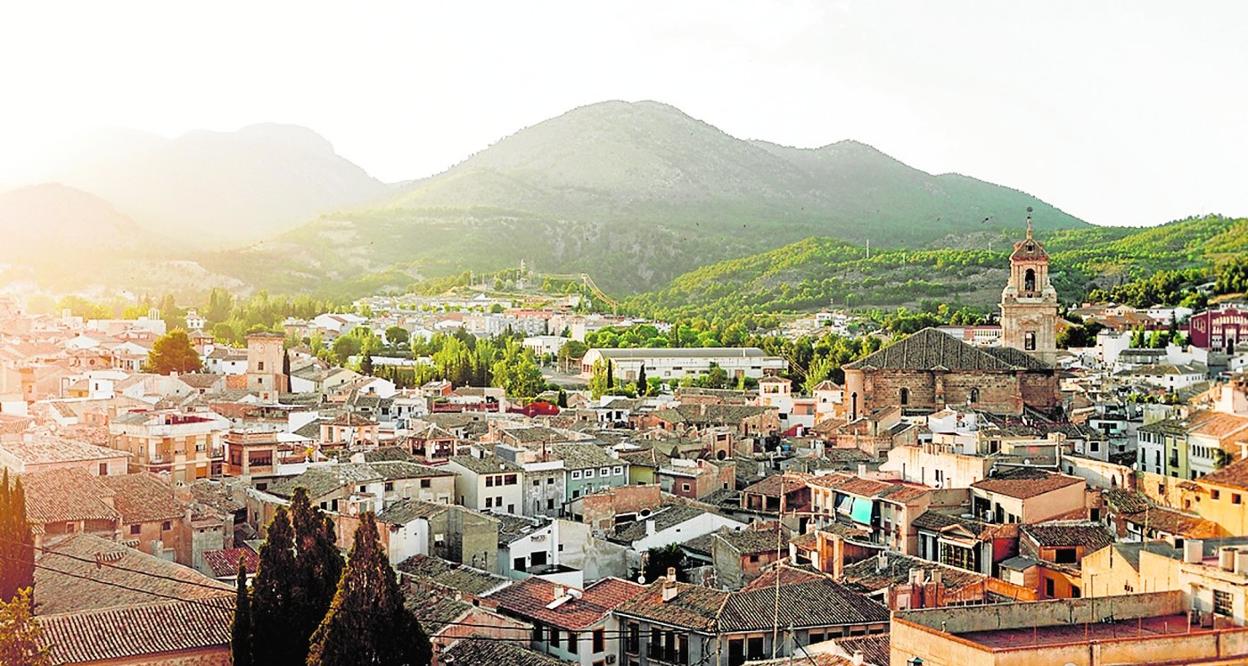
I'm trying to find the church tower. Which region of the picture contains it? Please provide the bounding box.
[1000,210,1058,364]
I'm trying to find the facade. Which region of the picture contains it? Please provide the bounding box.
[579,347,786,382]
[446,454,525,515]
[245,332,287,401]
[555,443,628,501]
[109,410,229,483]
[999,217,1059,364]
[1190,304,1247,352]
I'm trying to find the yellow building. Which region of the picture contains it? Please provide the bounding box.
[1084,538,1248,625]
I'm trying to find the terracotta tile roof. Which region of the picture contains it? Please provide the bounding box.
[488,576,645,630]
[741,565,829,592]
[201,545,259,578]
[845,328,1050,371]
[971,468,1084,499]
[21,468,120,527]
[841,552,986,593]
[718,578,889,632]
[715,526,789,555]
[1198,457,1248,491]
[39,598,233,665]
[97,473,186,524]
[836,633,890,666]
[742,472,812,497]
[614,581,729,633]
[397,555,509,596]
[35,534,232,615]
[443,639,564,666]
[1127,506,1222,539]
[0,435,127,464]
[1021,522,1114,550]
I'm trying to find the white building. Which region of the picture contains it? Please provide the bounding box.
[523,335,568,358]
[579,347,786,382]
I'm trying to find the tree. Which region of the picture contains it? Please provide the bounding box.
[251,508,300,665]
[143,329,202,375]
[557,388,568,408]
[384,326,410,347]
[360,352,374,377]
[307,513,431,666]
[642,544,685,584]
[231,560,252,666]
[589,359,610,399]
[490,342,544,398]
[0,589,49,666]
[0,472,34,603]
[331,335,361,365]
[289,489,344,663]
[635,363,648,395]
[605,360,614,392]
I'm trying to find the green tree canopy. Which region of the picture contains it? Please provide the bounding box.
[0,472,34,603]
[0,589,49,666]
[250,508,299,665]
[143,329,202,375]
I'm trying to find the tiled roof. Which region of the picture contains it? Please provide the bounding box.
[614,581,729,632]
[845,328,1049,371]
[741,564,829,592]
[715,526,788,555]
[448,454,522,475]
[397,555,509,596]
[35,534,232,615]
[1020,522,1114,550]
[1198,457,1248,491]
[39,598,233,666]
[742,472,812,497]
[0,436,127,464]
[201,546,260,578]
[488,577,645,630]
[971,468,1084,499]
[361,446,417,462]
[613,505,713,543]
[912,510,1019,541]
[97,473,185,524]
[842,552,985,593]
[551,443,619,469]
[718,578,889,632]
[404,592,470,633]
[835,633,890,666]
[442,639,565,666]
[21,468,120,526]
[1128,506,1222,539]
[267,461,450,499]
[377,499,454,524]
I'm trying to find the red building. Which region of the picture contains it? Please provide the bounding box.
[1189,304,1247,352]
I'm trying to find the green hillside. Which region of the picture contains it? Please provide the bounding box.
[203,100,1086,295]
[624,215,1248,319]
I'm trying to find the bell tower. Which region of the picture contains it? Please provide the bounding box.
[1000,208,1058,364]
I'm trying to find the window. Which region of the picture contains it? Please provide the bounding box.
[513,556,525,571]
[1054,548,1078,564]
[682,483,691,492]
[600,467,611,477]
[969,388,979,403]
[533,621,544,642]
[550,627,560,649]
[485,497,493,508]
[613,466,624,476]
[899,387,910,405]
[385,481,394,492]
[504,474,517,485]
[162,521,171,531]
[420,479,431,488]
[486,476,495,487]
[572,470,582,480]
[1212,489,1221,500]
[1024,268,1036,292]
[584,469,595,479]
[747,637,764,661]
[257,361,265,371]
[129,524,141,535]
[626,623,640,654]
[1215,590,1234,616]
[99,463,109,476]
[593,628,605,653]
[546,477,554,485]
[533,480,541,487]
[1025,332,1037,351]
[1045,578,1055,597]
[568,632,578,654]
[1234,494,1242,505]
[649,629,661,659]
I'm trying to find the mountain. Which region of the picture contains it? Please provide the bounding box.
[208,100,1087,295]
[51,124,389,245]
[626,215,1248,319]
[0,183,144,262]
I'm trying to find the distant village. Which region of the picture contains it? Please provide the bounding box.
[2,221,1248,666]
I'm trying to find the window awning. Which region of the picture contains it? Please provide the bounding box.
[836,494,853,515]
[850,497,874,524]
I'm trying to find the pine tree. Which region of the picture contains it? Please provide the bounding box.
[250,508,300,665]
[289,489,345,663]
[143,329,203,375]
[0,589,50,666]
[636,363,647,396]
[307,513,431,666]
[0,473,35,603]
[231,560,252,666]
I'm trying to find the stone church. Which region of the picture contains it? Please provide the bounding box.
[842,217,1060,418]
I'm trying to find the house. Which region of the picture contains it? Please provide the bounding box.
[608,503,747,553]
[1009,521,1114,599]
[912,509,1020,576]
[98,472,192,564]
[579,347,786,382]
[0,434,129,476]
[614,573,889,666]
[108,409,229,483]
[969,468,1087,524]
[656,458,734,500]
[554,443,628,501]
[711,525,789,590]
[34,533,235,665]
[485,577,646,666]
[21,468,122,549]
[376,500,501,569]
[739,472,811,514]
[841,551,1009,609]
[447,453,525,515]
[890,591,1248,666]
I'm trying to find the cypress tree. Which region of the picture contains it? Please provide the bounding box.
[290,489,345,662]
[250,507,299,665]
[0,473,34,603]
[605,360,614,393]
[307,513,431,666]
[636,363,647,396]
[231,560,252,666]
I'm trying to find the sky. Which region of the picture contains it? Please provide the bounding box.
[1,0,1245,227]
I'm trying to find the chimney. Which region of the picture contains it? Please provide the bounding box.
[666,566,677,583]
[857,463,867,478]
[552,584,565,599]
[645,519,656,536]
[851,652,864,666]
[876,551,887,572]
[1236,549,1248,576]
[1183,539,1203,564]
[661,583,679,602]
[929,569,942,587]
[1219,547,1236,571]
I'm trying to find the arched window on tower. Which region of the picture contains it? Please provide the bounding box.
[899,387,910,406]
[850,392,858,420]
[1024,268,1036,293]
[969,388,979,404]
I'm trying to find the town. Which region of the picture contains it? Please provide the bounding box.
[1,217,1248,666]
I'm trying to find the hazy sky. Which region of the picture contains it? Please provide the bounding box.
[2,0,1245,227]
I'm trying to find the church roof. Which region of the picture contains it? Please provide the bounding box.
[844,328,1050,371]
[1010,219,1049,261]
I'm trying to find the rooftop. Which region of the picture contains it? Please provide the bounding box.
[971,468,1084,499]
[845,328,1050,372]
[0,436,127,464]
